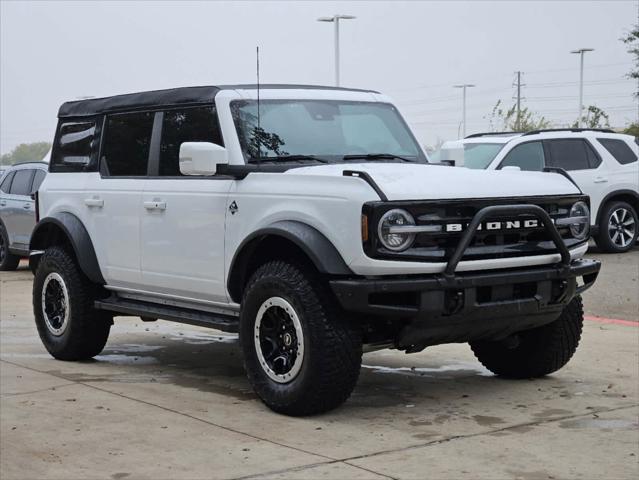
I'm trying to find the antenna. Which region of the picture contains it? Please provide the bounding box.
[256,46,261,163]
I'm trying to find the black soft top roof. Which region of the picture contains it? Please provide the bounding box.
[58,84,379,118]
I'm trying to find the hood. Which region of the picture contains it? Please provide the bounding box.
[287,163,580,201]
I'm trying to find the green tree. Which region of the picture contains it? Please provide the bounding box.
[622,23,639,96]
[487,100,551,132]
[571,105,611,129]
[623,122,639,136]
[0,142,51,166]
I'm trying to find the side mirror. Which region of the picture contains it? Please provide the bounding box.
[179,142,228,176]
[501,166,522,172]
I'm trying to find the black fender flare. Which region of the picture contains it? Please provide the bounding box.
[227,220,353,302]
[595,189,639,227]
[30,212,105,284]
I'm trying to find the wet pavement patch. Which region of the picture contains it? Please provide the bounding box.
[362,362,493,378]
[472,415,506,427]
[559,417,639,430]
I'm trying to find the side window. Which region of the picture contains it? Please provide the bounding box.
[31,170,46,194]
[499,141,545,171]
[597,138,638,165]
[0,171,15,193]
[584,140,602,168]
[101,111,155,176]
[159,106,223,176]
[51,119,98,172]
[546,139,591,171]
[9,169,35,196]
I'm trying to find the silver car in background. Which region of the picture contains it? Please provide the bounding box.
[0,162,48,270]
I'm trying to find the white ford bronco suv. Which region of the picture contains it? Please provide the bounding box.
[31,85,601,415]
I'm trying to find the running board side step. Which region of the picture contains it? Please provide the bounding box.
[94,296,239,333]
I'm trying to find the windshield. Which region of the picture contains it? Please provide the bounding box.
[231,100,427,163]
[460,143,505,169]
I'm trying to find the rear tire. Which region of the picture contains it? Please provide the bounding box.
[595,201,637,253]
[470,296,584,378]
[239,260,362,416]
[33,246,112,360]
[0,224,20,271]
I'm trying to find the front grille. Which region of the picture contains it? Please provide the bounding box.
[364,195,587,262]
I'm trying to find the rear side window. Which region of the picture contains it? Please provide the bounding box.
[584,140,602,168]
[159,106,223,176]
[31,170,46,193]
[499,141,545,171]
[9,169,35,196]
[101,111,155,176]
[0,171,15,193]
[597,138,638,165]
[546,139,598,171]
[51,119,99,172]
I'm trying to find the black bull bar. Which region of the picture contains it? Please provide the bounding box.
[443,204,573,277]
[330,204,601,350]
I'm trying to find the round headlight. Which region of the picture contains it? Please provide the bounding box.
[569,201,590,240]
[378,209,416,251]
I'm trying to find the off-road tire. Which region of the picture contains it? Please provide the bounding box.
[239,260,362,416]
[594,201,638,253]
[470,296,584,378]
[33,246,112,360]
[0,224,20,271]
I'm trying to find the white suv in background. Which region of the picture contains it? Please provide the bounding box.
[442,129,639,253]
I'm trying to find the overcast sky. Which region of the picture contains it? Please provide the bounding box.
[1,0,636,155]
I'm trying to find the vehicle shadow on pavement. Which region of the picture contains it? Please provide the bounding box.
[42,319,594,417]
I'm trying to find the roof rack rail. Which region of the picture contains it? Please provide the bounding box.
[7,161,49,167]
[464,131,522,139]
[522,128,615,136]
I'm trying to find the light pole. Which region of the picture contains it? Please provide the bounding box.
[454,84,475,138]
[570,48,594,127]
[317,14,356,86]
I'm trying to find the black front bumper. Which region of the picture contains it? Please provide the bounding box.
[332,203,601,351]
[330,258,600,350]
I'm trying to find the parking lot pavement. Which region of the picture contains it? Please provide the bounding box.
[1,252,637,480]
[582,247,639,321]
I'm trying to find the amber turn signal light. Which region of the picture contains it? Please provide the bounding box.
[361,214,369,242]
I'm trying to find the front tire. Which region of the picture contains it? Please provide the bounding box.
[239,260,362,416]
[470,296,584,378]
[33,246,112,360]
[595,201,637,253]
[0,224,20,271]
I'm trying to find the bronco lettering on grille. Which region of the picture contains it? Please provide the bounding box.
[444,219,540,233]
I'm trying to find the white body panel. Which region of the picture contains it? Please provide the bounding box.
[141,178,233,303]
[82,173,144,289]
[37,86,591,308]
[224,173,378,280]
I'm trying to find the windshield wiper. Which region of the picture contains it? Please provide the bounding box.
[249,154,328,164]
[342,153,413,163]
